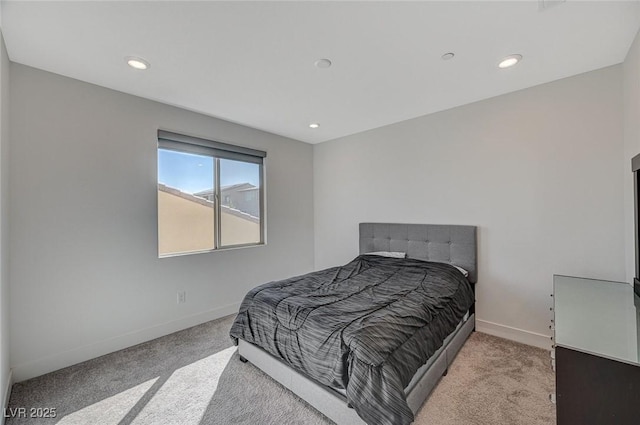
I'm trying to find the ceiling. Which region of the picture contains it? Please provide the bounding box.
[2,1,640,144]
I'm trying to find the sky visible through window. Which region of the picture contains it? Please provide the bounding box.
[158,149,259,194]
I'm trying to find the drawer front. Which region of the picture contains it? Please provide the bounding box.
[556,346,640,425]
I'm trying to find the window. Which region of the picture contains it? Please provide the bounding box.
[157,131,266,257]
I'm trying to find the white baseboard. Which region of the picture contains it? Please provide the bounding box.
[2,369,13,425]
[476,319,552,350]
[12,302,240,382]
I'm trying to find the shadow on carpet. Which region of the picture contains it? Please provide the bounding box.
[6,316,555,424]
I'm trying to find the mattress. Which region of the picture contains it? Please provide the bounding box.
[230,255,475,425]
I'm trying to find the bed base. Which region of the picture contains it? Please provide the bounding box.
[237,313,475,425]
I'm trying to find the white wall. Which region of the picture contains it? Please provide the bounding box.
[624,28,640,283]
[9,64,314,381]
[314,65,625,348]
[0,30,11,416]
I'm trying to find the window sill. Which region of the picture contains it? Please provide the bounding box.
[158,242,266,259]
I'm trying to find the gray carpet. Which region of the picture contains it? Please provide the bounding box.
[6,315,555,424]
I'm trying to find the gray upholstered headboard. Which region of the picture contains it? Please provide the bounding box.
[359,223,478,284]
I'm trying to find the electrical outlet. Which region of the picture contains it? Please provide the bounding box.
[177,290,186,304]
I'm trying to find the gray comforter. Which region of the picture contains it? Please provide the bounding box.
[230,255,474,425]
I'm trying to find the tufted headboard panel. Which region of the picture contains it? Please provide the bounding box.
[359,223,478,284]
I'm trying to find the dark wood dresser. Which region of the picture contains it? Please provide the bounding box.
[553,275,640,425]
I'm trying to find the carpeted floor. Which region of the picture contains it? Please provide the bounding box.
[6,315,555,424]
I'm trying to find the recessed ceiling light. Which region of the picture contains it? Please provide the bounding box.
[314,59,332,69]
[441,52,455,61]
[126,56,150,70]
[498,54,522,69]
[309,123,320,129]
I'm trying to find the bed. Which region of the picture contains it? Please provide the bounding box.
[230,223,477,425]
